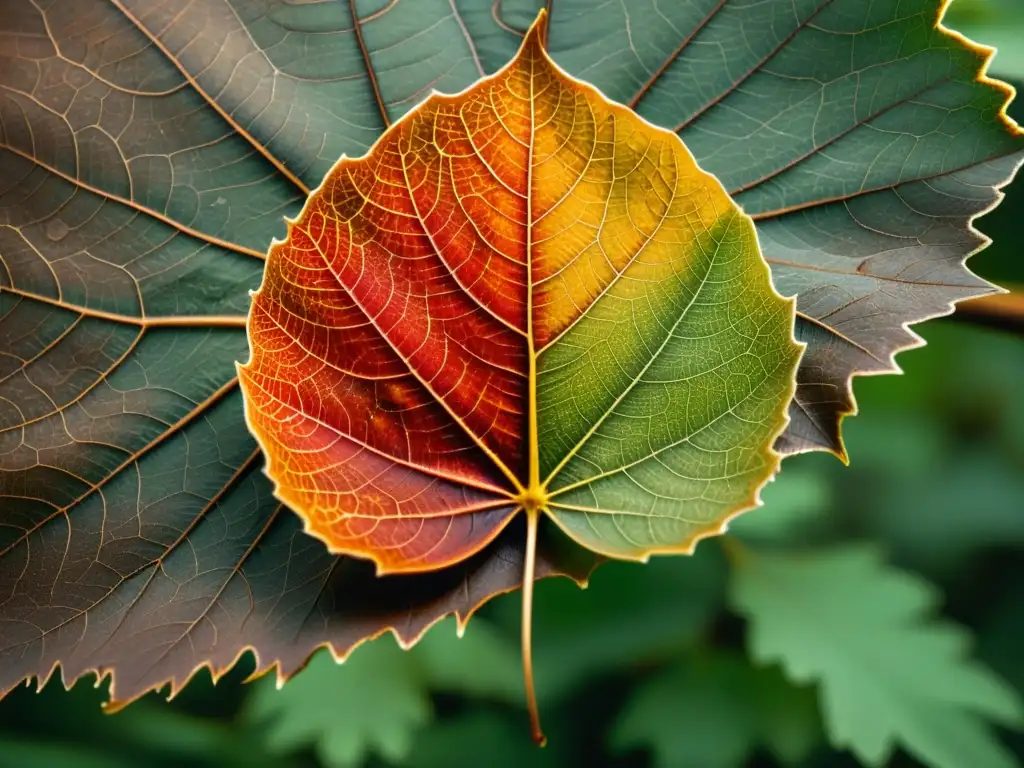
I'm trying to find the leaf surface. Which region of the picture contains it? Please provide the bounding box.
[237,17,799,736]
[730,545,1024,768]
[0,0,1020,709]
[239,15,799,572]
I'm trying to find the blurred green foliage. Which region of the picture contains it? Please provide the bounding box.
[1,3,1022,767]
[945,0,1024,80]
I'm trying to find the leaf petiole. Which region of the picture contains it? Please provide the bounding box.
[521,506,546,747]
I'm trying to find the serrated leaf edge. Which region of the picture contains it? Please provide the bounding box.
[798,0,1024,464]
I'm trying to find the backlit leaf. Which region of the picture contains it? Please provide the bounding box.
[1,0,1020,714]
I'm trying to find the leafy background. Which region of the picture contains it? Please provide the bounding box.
[0,0,1023,767]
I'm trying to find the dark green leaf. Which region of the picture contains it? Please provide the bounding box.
[1,0,1020,704]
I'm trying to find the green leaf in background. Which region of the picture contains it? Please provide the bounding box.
[245,617,522,767]
[730,545,1024,768]
[247,641,430,768]
[728,468,832,541]
[1,0,1021,708]
[611,653,821,768]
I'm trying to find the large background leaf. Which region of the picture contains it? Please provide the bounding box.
[543,0,1023,456]
[0,0,1020,704]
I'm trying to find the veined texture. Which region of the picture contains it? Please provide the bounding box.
[238,12,802,572]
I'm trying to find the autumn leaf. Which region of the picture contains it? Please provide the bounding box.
[237,13,801,738]
[0,0,1020,722]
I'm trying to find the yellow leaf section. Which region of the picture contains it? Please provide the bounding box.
[529,70,726,351]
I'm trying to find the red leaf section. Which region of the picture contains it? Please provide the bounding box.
[238,48,554,573]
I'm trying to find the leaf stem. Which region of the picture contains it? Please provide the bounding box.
[954,289,1024,334]
[521,507,546,747]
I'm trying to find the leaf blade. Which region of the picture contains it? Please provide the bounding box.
[239,14,800,570]
[3,0,1022,712]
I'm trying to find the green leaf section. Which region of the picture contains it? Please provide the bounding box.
[541,212,801,559]
[730,545,1024,768]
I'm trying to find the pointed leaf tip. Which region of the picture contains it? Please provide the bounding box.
[521,8,549,55]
